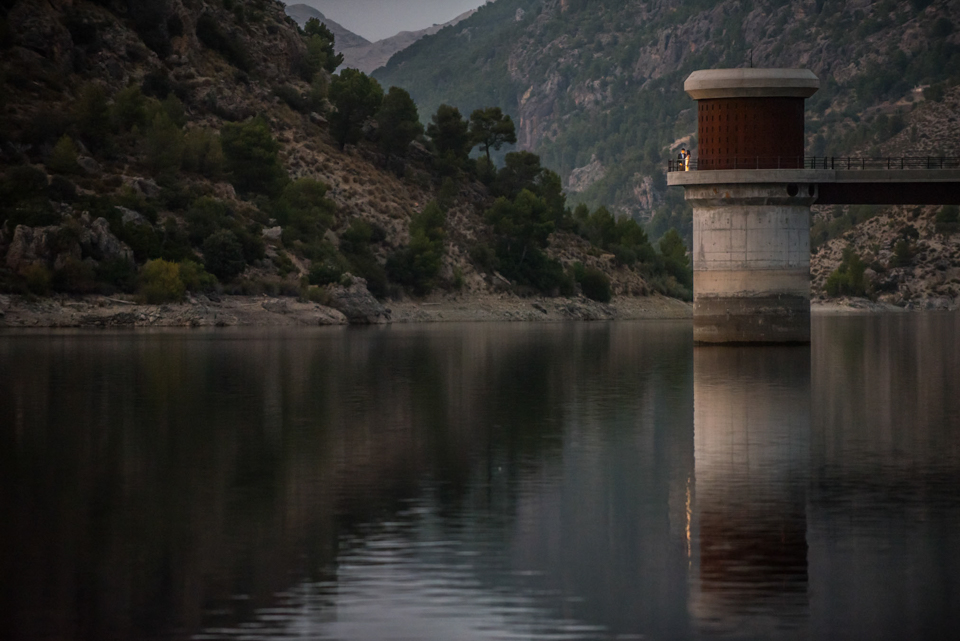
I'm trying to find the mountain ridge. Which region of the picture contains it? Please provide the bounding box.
[284,3,477,73]
[283,3,371,48]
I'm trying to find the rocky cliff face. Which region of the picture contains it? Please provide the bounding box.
[1,0,667,313]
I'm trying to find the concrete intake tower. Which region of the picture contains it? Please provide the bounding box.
[671,69,819,343]
[668,68,960,344]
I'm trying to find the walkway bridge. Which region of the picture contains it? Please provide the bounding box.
[668,157,960,205]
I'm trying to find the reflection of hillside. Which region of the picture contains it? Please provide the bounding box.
[490,322,696,639]
[0,322,691,640]
[809,314,960,640]
[691,346,811,638]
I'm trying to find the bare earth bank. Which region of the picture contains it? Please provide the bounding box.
[2,294,954,329]
[0,293,692,328]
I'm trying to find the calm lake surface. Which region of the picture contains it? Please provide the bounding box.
[2,315,959,641]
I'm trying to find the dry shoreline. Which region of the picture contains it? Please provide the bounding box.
[1,293,954,329]
[0,292,692,329]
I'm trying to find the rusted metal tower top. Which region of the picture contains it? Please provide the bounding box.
[686,69,819,171]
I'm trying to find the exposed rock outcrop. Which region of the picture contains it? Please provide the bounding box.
[5,217,133,274]
[566,155,605,193]
[326,276,391,324]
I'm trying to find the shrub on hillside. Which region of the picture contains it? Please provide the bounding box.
[182,128,224,177]
[145,112,184,174]
[52,256,97,294]
[492,151,567,225]
[119,221,162,262]
[203,230,246,282]
[302,18,343,75]
[111,85,149,133]
[0,165,59,228]
[658,228,692,289]
[159,219,197,263]
[186,197,230,245]
[376,87,423,156]
[339,219,388,297]
[890,239,916,268]
[469,106,517,164]
[73,83,111,152]
[426,104,471,173]
[177,260,217,292]
[579,267,611,303]
[48,135,81,174]
[275,178,336,244]
[96,257,138,294]
[308,261,344,287]
[139,258,185,303]
[483,189,573,295]
[220,117,288,197]
[935,205,959,235]
[329,69,384,149]
[196,13,250,71]
[825,246,868,297]
[386,201,446,296]
[21,263,52,295]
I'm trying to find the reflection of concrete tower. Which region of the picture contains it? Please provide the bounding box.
[690,346,811,637]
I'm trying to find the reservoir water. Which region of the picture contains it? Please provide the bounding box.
[1,315,959,640]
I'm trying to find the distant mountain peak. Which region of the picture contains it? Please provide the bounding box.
[284,3,370,49]
[284,4,476,74]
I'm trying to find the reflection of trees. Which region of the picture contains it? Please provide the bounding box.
[0,322,693,640]
[475,321,697,639]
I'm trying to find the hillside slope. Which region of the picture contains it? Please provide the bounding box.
[0,0,684,321]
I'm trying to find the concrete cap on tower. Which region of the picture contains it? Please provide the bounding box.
[684,68,819,100]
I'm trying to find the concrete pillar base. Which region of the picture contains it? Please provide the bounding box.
[686,182,814,345]
[693,295,810,344]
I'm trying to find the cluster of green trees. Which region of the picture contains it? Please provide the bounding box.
[824,246,869,297]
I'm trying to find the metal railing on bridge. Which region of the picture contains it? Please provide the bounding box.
[667,156,960,172]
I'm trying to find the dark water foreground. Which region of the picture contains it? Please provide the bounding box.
[1,316,959,641]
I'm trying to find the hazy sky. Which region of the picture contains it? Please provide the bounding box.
[284,1,491,42]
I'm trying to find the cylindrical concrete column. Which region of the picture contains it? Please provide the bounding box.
[687,181,816,343]
[673,68,819,344]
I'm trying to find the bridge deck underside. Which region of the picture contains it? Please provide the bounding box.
[817,182,960,205]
